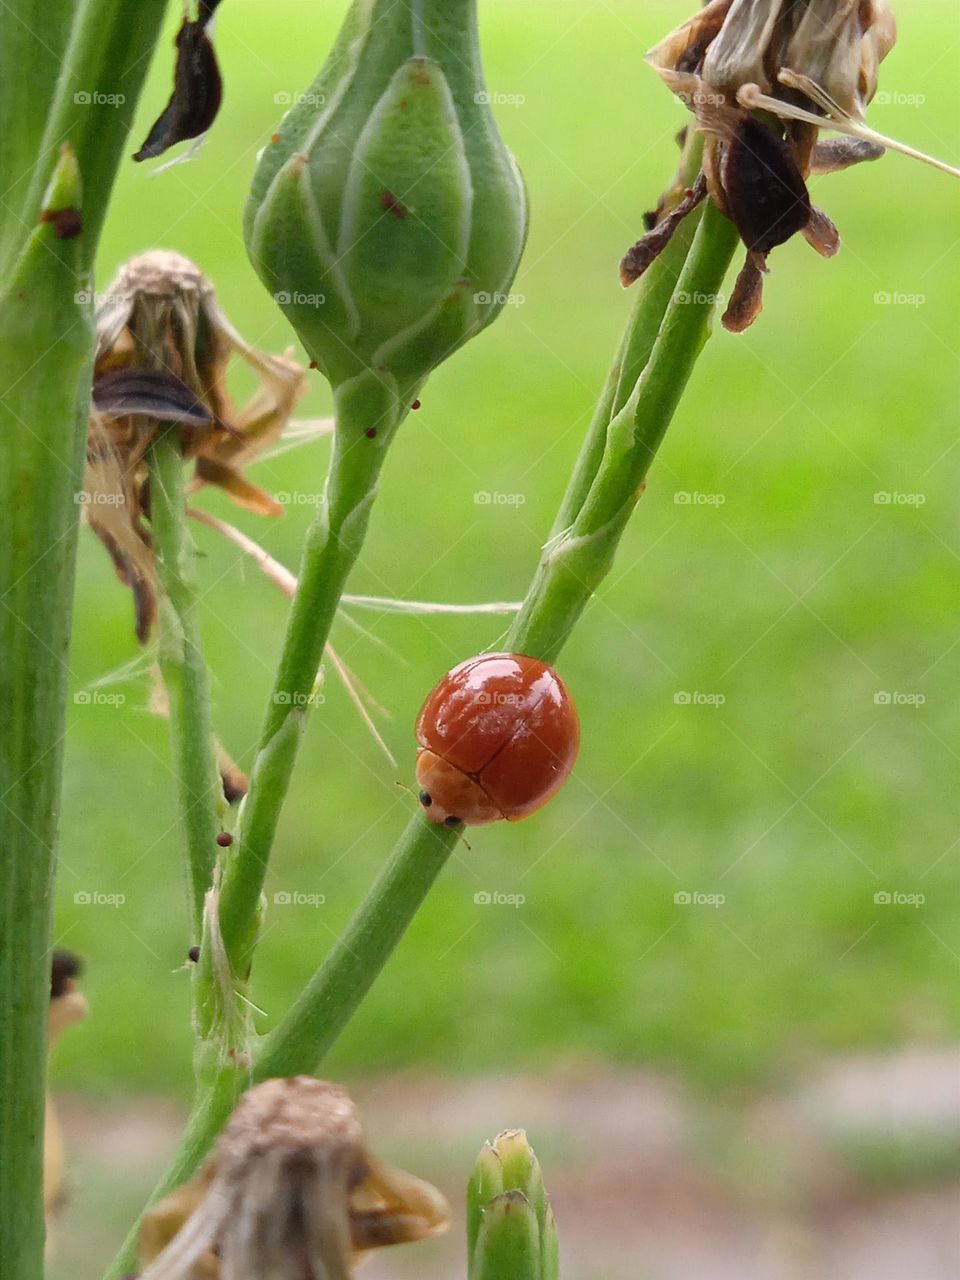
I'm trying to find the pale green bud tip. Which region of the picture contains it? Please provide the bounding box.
[468,1130,559,1280]
[244,0,527,404]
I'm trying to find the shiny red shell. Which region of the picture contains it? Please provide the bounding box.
[415,653,579,827]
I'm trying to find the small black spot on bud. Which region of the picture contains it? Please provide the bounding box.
[380,189,407,219]
[40,207,83,239]
[411,399,421,411]
[216,831,233,847]
[364,427,377,439]
[188,945,200,962]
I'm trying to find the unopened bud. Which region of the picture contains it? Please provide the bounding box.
[244,0,527,421]
[468,1129,559,1280]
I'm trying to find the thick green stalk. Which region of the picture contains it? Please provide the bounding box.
[148,429,220,940]
[216,376,409,974]
[0,149,91,1280]
[0,7,166,1274]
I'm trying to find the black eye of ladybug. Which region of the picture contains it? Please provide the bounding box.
[419,791,432,808]
[444,815,461,827]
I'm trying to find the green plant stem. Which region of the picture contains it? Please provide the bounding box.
[509,200,738,662]
[121,199,740,1246]
[255,817,460,1078]
[549,133,705,540]
[216,377,408,975]
[148,428,220,941]
[103,1055,247,1280]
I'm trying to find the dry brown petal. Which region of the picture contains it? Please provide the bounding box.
[802,206,841,257]
[620,173,707,286]
[722,255,765,332]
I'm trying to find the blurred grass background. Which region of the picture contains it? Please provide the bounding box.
[54,0,959,1103]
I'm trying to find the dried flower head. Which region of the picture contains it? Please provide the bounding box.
[138,1076,449,1279]
[622,1,957,331]
[85,250,306,641]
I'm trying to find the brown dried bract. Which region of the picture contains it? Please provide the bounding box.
[138,1077,449,1280]
[134,0,225,162]
[620,173,707,286]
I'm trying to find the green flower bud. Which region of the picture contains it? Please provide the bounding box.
[244,0,527,431]
[468,1130,560,1280]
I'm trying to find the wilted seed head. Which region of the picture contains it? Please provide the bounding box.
[622,1,952,331]
[655,0,896,122]
[85,250,306,641]
[138,1076,448,1280]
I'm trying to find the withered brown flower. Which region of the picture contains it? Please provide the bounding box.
[84,250,306,642]
[621,1,955,332]
[137,1076,449,1280]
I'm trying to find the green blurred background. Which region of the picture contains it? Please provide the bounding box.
[55,0,959,1110]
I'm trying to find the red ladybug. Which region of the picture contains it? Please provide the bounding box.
[415,653,579,827]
